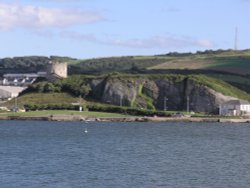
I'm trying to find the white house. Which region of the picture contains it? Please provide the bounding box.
[1,73,39,86]
[219,100,250,116]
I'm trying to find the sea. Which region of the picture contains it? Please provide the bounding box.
[0,120,250,188]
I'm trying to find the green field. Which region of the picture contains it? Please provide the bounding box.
[144,50,250,75]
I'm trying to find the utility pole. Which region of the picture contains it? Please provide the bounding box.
[120,95,123,106]
[79,95,82,112]
[164,96,168,111]
[187,96,190,113]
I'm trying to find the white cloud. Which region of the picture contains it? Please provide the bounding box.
[61,31,214,49]
[0,2,103,30]
[197,39,213,48]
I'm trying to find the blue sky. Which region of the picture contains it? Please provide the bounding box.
[0,0,249,59]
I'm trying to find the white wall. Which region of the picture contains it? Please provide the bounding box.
[0,86,26,100]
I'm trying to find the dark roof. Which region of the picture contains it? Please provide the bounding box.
[223,100,250,105]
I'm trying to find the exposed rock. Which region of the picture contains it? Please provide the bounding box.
[86,76,245,114]
[155,78,186,110]
[142,80,159,100]
[89,79,105,99]
[101,78,139,106]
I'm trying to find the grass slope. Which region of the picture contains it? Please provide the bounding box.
[189,75,250,101]
[3,93,79,108]
[148,50,250,75]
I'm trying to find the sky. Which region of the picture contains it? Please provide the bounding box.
[0,0,249,59]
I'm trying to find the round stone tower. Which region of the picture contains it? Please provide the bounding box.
[47,61,68,79]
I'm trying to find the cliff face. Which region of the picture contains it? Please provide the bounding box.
[89,76,237,114]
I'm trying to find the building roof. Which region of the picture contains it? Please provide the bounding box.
[3,73,39,78]
[223,100,250,105]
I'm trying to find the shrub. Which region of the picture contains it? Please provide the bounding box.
[24,103,79,111]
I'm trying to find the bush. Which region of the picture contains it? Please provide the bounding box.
[24,103,79,111]
[86,104,171,117]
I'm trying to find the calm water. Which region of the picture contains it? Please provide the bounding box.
[1,121,250,188]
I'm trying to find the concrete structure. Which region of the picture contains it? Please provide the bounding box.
[46,61,67,79]
[219,100,250,116]
[0,86,26,100]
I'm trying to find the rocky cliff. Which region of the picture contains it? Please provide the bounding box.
[89,75,239,114]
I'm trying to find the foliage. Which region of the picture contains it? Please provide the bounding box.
[86,103,171,117]
[0,56,77,76]
[24,103,78,111]
[206,73,250,93]
[69,56,167,74]
[30,82,61,93]
[137,84,156,110]
[0,56,50,74]
[29,76,91,98]
[61,76,91,97]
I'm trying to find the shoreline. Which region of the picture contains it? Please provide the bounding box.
[0,114,250,123]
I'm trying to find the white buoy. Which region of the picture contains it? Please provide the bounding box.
[84,128,88,133]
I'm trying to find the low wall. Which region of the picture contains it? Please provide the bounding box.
[1,114,250,123]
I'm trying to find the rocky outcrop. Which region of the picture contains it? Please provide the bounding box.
[101,78,140,106]
[88,76,242,114]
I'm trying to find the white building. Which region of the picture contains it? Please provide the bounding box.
[219,100,250,116]
[0,86,26,100]
[1,73,39,86]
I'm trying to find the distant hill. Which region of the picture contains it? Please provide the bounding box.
[0,49,250,93]
[1,49,250,75]
[151,49,250,75]
[0,56,76,75]
[70,49,250,75]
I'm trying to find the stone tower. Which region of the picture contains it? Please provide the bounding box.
[47,61,67,79]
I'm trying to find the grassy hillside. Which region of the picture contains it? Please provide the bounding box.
[3,93,79,108]
[205,73,250,93]
[68,56,168,74]
[0,49,249,76]
[188,75,250,101]
[149,49,250,75]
